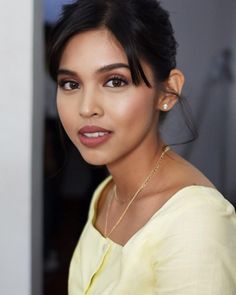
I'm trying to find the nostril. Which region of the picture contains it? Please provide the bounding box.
[79,108,104,118]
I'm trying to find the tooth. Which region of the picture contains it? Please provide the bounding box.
[84,132,98,138]
[84,132,108,138]
[99,132,107,136]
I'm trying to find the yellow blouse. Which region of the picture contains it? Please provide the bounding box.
[69,176,236,295]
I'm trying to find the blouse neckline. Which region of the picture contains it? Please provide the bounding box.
[90,176,218,248]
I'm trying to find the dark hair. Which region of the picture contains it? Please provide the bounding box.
[49,0,177,85]
[48,0,197,143]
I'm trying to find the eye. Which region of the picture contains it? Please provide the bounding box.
[105,76,128,88]
[58,80,80,91]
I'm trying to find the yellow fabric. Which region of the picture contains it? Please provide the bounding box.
[69,176,236,295]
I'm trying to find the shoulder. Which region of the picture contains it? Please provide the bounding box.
[171,185,233,211]
[160,151,235,230]
[158,185,236,247]
[162,150,215,193]
[173,185,235,218]
[151,186,236,294]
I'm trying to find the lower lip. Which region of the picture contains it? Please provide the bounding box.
[78,132,112,148]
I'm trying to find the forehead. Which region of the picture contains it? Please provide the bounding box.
[59,28,128,69]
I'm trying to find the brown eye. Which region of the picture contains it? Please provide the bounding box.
[111,79,123,87]
[105,76,128,88]
[58,80,80,90]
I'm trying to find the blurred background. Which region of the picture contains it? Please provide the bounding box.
[0,0,235,294]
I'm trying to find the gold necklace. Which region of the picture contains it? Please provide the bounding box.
[104,145,170,238]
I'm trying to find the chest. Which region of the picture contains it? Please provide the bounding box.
[95,191,173,246]
[68,225,157,295]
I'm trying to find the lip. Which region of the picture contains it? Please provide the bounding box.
[78,125,112,148]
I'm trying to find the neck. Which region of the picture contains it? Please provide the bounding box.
[107,140,166,203]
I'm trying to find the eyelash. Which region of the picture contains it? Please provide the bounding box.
[58,80,80,91]
[104,75,129,88]
[58,75,129,91]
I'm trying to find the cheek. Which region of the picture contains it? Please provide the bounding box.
[56,98,66,125]
[56,97,75,133]
[112,89,157,126]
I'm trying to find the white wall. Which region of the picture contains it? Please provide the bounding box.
[0,1,44,295]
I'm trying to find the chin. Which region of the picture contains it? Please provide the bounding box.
[79,150,109,166]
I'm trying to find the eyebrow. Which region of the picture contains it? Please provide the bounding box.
[57,69,78,77]
[96,63,130,73]
[57,63,130,78]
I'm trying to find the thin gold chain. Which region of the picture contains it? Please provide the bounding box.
[104,146,170,238]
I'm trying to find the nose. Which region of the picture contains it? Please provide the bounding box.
[79,87,104,118]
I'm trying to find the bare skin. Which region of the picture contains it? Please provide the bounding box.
[57,28,214,247]
[95,150,214,246]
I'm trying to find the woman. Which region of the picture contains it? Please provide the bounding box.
[49,0,236,294]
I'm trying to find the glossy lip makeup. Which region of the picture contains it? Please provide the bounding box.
[78,125,112,148]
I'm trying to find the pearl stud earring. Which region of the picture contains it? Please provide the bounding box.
[163,103,168,111]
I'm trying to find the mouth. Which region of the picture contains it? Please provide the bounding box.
[78,126,112,147]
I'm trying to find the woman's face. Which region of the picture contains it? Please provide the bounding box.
[57,28,161,166]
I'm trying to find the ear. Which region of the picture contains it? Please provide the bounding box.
[156,69,185,112]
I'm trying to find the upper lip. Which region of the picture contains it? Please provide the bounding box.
[79,125,112,134]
